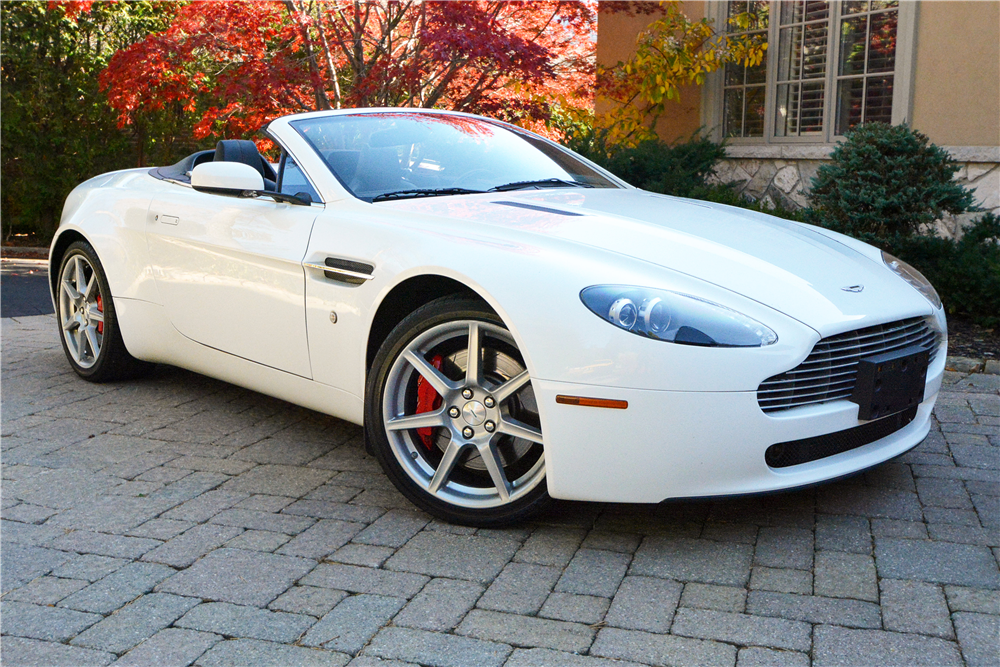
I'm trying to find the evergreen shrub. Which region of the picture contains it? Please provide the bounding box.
[564,129,726,198]
[892,214,1000,328]
[807,123,974,238]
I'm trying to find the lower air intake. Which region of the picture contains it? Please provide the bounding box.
[765,406,918,468]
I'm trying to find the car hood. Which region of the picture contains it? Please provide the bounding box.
[385,188,932,336]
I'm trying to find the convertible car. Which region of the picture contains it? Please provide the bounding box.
[50,108,946,525]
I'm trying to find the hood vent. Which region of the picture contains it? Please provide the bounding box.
[492,201,584,216]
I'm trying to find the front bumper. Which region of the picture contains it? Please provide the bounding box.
[535,366,940,503]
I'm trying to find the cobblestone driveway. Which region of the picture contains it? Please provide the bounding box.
[2,314,998,667]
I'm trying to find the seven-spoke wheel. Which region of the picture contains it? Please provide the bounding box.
[367,297,550,525]
[58,252,105,369]
[56,241,152,382]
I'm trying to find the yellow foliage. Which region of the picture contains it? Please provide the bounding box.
[596,0,767,143]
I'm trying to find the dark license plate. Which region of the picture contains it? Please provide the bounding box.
[850,344,930,420]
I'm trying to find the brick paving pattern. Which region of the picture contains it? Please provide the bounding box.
[2,314,998,666]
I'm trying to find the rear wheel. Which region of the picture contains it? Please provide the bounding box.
[366,296,550,526]
[56,241,153,382]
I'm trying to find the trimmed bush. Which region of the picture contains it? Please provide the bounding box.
[893,214,1000,328]
[807,123,974,238]
[689,182,806,222]
[565,129,726,199]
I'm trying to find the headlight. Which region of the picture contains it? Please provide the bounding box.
[581,285,778,347]
[882,251,942,309]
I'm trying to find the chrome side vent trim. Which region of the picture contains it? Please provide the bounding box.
[303,257,375,285]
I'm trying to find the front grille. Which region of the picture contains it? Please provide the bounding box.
[758,317,941,414]
[765,406,918,468]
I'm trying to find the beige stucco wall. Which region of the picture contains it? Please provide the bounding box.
[596,1,707,141]
[910,1,1000,147]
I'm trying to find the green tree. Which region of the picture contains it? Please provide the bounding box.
[1,1,183,244]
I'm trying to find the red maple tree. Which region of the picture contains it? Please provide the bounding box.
[100,0,596,142]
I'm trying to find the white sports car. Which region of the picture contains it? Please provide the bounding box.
[51,108,946,525]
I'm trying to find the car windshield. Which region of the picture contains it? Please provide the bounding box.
[291,112,621,202]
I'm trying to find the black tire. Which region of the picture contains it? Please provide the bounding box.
[55,241,154,382]
[366,296,551,526]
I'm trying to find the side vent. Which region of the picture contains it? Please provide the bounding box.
[304,257,375,286]
[324,257,373,285]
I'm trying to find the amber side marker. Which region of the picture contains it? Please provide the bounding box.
[555,395,628,409]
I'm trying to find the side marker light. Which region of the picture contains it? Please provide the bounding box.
[555,395,628,409]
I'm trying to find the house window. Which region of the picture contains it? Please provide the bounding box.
[723,1,770,138]
[835,1,898,134]
[718,0,904,143]
[774,1,830,137]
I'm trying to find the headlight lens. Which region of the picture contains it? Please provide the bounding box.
[882,251,942,309]
[581,285,778,347]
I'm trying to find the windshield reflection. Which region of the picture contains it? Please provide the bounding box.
[291,112,619,202]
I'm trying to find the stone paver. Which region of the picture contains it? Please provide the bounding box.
[300,563,429,598]
[384,531,519,583]
[3,314,998,667]
[196,638,349,666]
[111,627,220,667]
[365,626,511,667]
[59,562,175,614]
[876,538,1000,589]
[1,601,102,642]
[813,625,964,666]
[953,612,1000,667]
[813,551,878,602]
[605,576,682,632]
[395,577,485,631]
[540,592,610,625]
[71,593,200,654]
[671,608,812,651]
[631,537,753,587]
[590,627,736,667]
[157,548,315,606]
[456,609,594,653]
[301,594,406,652]
[478,562,561,614]
[879,579,954,638]
[175,601,315,643]
[268,585,349,618]
[3,575,88,605]
[555,548,631,598]
[505,647,647,667]
[141,523,244,568]
[1,636,115,666]
[746,591,881,629]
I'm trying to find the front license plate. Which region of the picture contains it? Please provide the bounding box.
[850,344,929,420]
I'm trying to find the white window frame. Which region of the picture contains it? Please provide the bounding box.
[703,0,919,149]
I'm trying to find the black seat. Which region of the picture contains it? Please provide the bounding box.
[214,140,277,191]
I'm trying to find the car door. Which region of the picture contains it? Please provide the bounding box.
[146,185,318,378]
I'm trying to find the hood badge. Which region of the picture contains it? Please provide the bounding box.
[841,284,865,293]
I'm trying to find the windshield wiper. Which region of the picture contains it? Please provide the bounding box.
[371,188,484,202]
[488,178,593,192]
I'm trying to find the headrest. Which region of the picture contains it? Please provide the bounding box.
[215,140,268,179]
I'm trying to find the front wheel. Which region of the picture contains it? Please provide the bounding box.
[366,296,550,526]
[56,241,153,382]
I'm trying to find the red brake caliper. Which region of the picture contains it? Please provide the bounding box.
[415,354,444,450]
[96,294,104,334]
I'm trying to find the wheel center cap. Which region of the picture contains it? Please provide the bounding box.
[462,401,487,426]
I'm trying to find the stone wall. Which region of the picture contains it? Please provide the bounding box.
[708,146,1000,239]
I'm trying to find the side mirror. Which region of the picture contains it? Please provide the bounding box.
[191,162,264,195]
